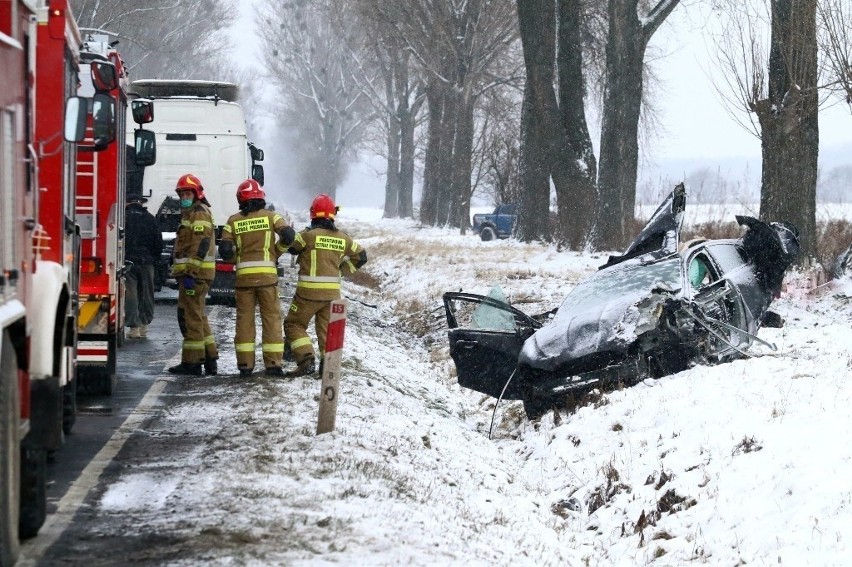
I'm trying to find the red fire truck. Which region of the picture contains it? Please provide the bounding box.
[1,0,93,561]
[74,35,133,395]
[1,2,38,563]
[27,0,84,476]
[3,2,154,561]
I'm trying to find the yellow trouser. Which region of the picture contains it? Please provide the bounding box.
[234,284,284,370]
[284,294,331,364]
[177,279,218,364]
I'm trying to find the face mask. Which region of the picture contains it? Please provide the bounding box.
[180,198,193,209]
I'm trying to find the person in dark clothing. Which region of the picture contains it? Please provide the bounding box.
[125,193,164,338]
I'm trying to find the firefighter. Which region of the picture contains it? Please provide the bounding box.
[168,173,219,376]
[219,179,295,377]
[124,193,163,338]
[284,194,367,377]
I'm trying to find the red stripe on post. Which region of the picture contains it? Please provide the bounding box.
[325,319,346,352]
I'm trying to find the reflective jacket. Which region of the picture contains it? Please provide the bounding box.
[171,202,215,281]
[221,209,291,287]
[290,225,367,301]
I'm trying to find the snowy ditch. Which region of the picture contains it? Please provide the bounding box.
[88,213,852,565]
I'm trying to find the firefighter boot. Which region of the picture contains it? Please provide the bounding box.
[204,358,218,376]
[168,362,203,376]
[138,325,148,338]
[285,357,316,378]
[264,366,285,377]
[239,367,253,378]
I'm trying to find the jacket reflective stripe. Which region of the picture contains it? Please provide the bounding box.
[204,335,216,345]
[236,260,277,269]
[235,342,255,353]
[183,340,205,350]
[296,281,341,290]
[290,337,312,350]
[299,275,340,283]
[310,250,317,277]
[237,266,278,276]
[262,343,285,353]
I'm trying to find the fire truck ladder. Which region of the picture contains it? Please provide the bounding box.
[75,150,99,252]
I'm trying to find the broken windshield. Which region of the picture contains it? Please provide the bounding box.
[557,257,682,314]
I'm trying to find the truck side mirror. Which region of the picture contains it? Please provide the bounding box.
[64,97,87,142]
[249,143,264,162]
[131,98,154,124]
[251,164,264,186]
[90,60,118,92]
[134,129,156,166]
[91,93,116,150]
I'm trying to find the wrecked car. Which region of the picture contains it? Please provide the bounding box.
[443,184,801,420]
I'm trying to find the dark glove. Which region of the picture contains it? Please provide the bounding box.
[182,275,196,290]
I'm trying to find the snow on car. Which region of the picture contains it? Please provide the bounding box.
[444,184,801,419]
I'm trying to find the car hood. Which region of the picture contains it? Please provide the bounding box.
[519,288,669,371]
[519,259,681,372]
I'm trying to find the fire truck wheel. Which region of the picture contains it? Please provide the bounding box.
[17,443,46,539]
[1,333,21,565]
[62,378,77,435]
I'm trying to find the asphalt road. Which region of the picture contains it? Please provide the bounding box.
[16,301,221,567]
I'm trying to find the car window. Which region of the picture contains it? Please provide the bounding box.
[705,243,747,273]
[559,257,682,313]
[470,285,515,330]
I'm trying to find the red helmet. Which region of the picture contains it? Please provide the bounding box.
[236,179,265,203]
[310,194,338,220]
[175,173,205,200]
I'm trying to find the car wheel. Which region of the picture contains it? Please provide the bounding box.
[480,227,496,242]
[522,387,553,421]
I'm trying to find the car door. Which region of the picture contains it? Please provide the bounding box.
[687,244,752,359]
[443,292,543,400]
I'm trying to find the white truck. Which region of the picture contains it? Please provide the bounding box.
[125,80,265,304]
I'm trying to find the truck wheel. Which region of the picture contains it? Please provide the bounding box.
[18,444,46,539]
[480,227,496,242]
[62,378,77,435]
[1,333,21,565]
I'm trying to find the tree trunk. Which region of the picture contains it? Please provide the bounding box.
[435,87,458,226]
[516,0,558,242]
[594,0,644,251]
[556,0,598,249]
[593,0,680,251]
[757,0,819,260]
[398,105,416,218]
[517,83,551,242]
[451,95,475,232]
[420,80,444,226]
[383,104,401,218]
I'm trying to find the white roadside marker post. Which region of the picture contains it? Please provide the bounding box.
[317,299,348,434]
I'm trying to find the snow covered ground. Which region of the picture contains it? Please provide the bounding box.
[97,209,852,565]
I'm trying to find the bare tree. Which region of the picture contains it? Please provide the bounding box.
[71,0,237,80]
[592,0,680,251]
[715,0,820,259]
[817,0,852,105]
[372,0,519,231]
[345,3,427,219]
[515,0,598,248]
[257,0,372,199]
